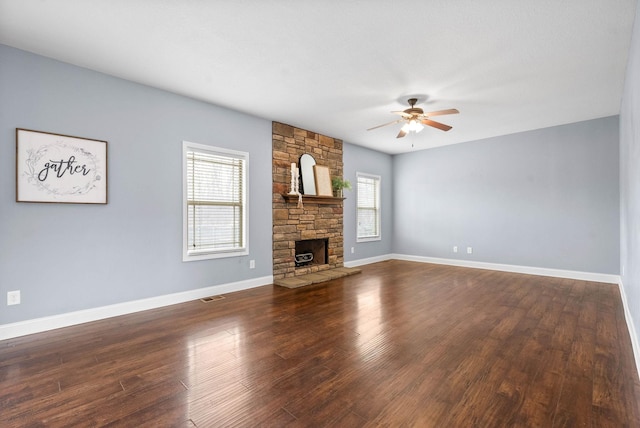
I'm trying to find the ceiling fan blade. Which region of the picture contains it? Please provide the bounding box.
[422,119,452,132]
[367,118,404,131]
[423,108,459,117]
[396,129,407,138]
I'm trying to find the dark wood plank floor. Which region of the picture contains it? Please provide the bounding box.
[1,260,639,427]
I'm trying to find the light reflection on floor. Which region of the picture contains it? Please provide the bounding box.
[355,278,386,360]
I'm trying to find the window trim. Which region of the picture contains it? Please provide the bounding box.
[356,172,381,243]
[182,141,249,262]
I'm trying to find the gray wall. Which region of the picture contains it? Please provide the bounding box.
[0,45,273,325]
[343,143,393,262]
[620,3,640,355]
[392,117,620,274]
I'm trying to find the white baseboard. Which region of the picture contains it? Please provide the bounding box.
[0,275,273,341]
[618,278,640,380]
[390,253,621,284]
[344,254,393,268]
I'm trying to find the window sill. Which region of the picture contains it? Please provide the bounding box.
[356,236,381,243]
[183,248,248,262]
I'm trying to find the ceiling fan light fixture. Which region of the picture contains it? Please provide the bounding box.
[409,120,424,133]
[400,119,423,135]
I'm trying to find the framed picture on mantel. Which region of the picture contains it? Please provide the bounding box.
[16,128,108,204]
[313,165,333,196]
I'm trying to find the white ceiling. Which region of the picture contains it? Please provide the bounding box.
[0,1,637,154]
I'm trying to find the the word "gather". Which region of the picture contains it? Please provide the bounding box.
[37,156,91,182]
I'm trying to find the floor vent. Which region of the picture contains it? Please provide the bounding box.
[200,295,225,303]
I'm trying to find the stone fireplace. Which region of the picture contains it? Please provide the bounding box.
[272,122,344,281]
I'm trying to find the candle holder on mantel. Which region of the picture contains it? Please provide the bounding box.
[288,162,299,195]
[288,162,303,208]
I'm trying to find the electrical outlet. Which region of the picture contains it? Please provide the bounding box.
[467,247,473,254]
[249,260,255,269]
[7,290,20,306]
[453,246,458,253]
[351,247,355,254]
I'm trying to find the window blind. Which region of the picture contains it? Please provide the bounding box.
[357,174,380,239]
[186,149,245,255]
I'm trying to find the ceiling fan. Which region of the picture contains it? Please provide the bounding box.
[367,98,459,138]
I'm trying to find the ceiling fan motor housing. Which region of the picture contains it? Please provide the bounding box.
[405,107,424,115]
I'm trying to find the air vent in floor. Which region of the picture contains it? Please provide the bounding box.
[200,295,225,303]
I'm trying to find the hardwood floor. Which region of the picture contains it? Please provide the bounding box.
[1,260,639,427]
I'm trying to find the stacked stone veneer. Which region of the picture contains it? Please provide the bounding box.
[272,122,344,280]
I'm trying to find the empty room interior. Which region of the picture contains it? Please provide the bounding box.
[2,1,640,426]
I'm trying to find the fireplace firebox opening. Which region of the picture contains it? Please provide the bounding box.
[295,238,328,267]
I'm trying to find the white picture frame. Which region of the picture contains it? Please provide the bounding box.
[16,128,108,204]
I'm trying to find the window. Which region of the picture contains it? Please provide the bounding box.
[183,141,248,261]
[357,172,381,242]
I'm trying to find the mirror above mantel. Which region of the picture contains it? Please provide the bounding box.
[299,153,317,195]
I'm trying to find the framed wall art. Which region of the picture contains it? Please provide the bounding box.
[313,165,333,196]
[16,128,108,204]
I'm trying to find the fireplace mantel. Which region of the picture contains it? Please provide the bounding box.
[281,194,345,205]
